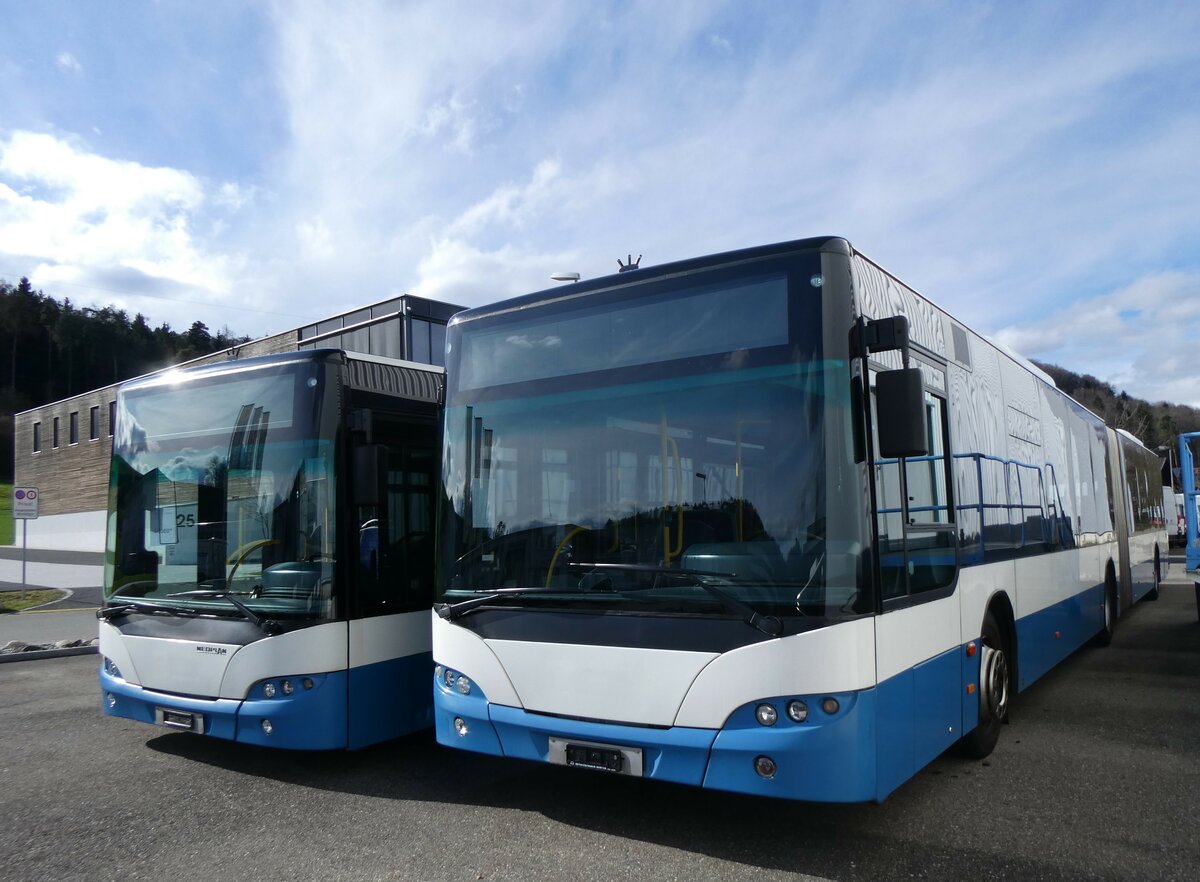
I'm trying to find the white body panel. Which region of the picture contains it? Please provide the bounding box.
[433,613,878,730]
[432,612,521,707]
[875,593,960,681]
[349,611,431,668]
[1015,543,1109,620]
[100,620,351,699]
[485,639,719,727]
[98,622,243,695]
[218,622,348,697]
[673,617,875,727]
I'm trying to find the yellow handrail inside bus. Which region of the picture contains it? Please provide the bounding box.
[546,526,587,588]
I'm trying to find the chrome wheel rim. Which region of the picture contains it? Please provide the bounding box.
[980,644,1009,721]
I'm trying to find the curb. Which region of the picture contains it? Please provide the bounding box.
[0,644,99,663]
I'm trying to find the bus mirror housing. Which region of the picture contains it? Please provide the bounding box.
[876,368,929,459]
[353,444,385,507]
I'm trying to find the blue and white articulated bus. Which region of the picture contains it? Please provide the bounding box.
[99,349,441,749]
[431,236,1166,802]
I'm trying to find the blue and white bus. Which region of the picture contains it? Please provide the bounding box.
[431,236,1166,801]
[99,349,441,749]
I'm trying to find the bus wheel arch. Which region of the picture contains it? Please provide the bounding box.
[959,595,1015,759]
[1148,545,1161,601]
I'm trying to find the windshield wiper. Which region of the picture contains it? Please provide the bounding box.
[567,562,783,638]
[97,600,194,622]
[166,590,282,636]
[436,585,575,621]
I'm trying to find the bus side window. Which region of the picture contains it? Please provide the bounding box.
[871,372,956,601]
[905,392,954,593]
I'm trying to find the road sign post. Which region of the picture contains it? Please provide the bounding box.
[12,488,39,601]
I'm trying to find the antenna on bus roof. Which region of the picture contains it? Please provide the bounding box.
[617,254,642,273]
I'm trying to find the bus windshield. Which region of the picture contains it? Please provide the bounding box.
[104,358,340,623]
[439,255,870,623]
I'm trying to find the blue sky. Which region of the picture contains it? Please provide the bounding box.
[1,1,1198,405]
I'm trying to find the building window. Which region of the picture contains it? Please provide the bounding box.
[109,401,115,436]
[32,422,41,453]
[90,406,100,441]
[53,417,59,448]
[69,411,79,444]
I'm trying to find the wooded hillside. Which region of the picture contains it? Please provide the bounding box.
[1033,362,1200,455]
[1,276,248,478]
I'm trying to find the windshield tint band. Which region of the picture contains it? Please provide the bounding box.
[456,272,789,392]
[449,608,844,653]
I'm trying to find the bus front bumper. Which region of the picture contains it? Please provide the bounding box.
[434,676,878,802]
[99,666,349,750]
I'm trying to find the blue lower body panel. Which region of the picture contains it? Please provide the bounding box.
[99,667,350,750]
[347,652,434,748]
[1015,582,1104,690]
[433,672,879,801]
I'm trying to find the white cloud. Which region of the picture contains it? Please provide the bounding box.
[56,52,82,74]
[0,130,245,325]
[410,237,580,308]
[995,271,1200,407]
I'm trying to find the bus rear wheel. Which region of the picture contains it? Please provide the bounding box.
[959,611,1009,759]
[1093,572,1117,647]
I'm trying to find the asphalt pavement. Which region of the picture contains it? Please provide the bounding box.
[0,545,103,647]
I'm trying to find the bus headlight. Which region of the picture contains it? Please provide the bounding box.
[456,676,472,695]
[754,755,778,778]
[263,682,276,699]
[786,700,809,723]
[755,703,778,726]
[281,679,294,696]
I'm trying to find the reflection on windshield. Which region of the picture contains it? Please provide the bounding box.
[105,363,337,622]
[440,362,868,620]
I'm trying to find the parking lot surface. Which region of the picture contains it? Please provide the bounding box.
[1,571,1197,882]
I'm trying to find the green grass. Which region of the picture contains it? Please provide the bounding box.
[0,482,12,545]
[0,589,63,613]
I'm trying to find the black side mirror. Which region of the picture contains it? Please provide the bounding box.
[876,368,929,459]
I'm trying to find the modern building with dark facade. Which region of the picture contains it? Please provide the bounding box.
[13,293,461,550]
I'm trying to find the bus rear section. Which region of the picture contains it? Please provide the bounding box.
[99,349,441,749]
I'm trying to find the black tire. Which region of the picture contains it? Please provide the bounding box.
[1093,571,1118,647]
[1147,548,1161,601]
[960,610,1010,759]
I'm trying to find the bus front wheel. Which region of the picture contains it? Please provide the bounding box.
[959,611,1009,759]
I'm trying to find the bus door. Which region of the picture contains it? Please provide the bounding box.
[868,359,961,788]
[348,411,438,748]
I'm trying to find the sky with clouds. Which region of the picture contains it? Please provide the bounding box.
[1,1,1197,404]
